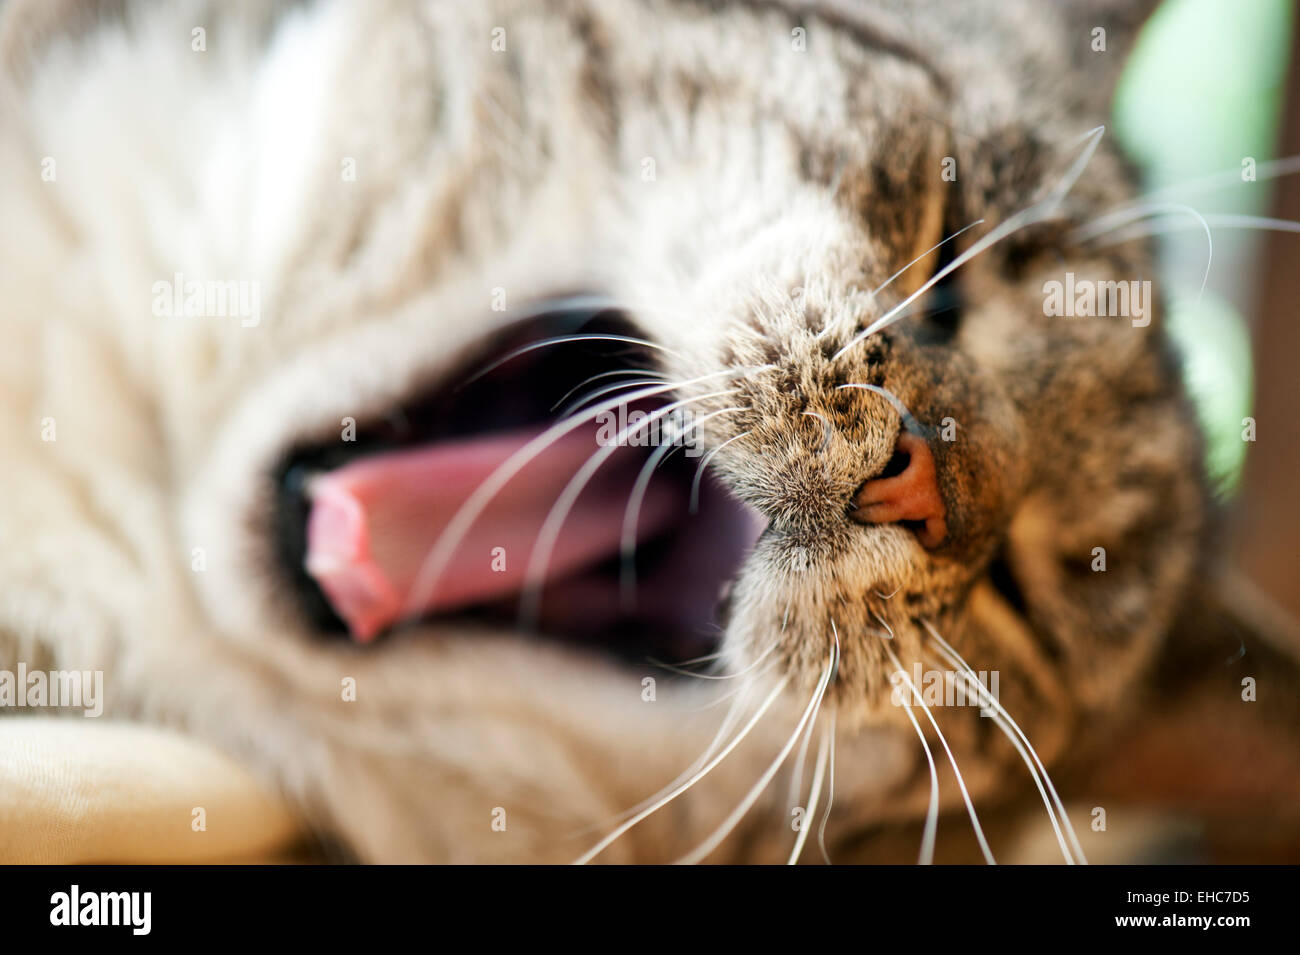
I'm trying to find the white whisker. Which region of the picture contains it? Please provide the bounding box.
[895,674,940,865]
[674,646,837,864]
[689,430,751,514]
[573,675,790,864]
[458,332,681,390]
[1072,201,1212,303]
[935,661,1076,864]
[787,726,830,865]
[650,633,781,682]
[683,657,785,712]
[923,620,1087,864]
[884,645,996,865]
[519,388,740,624]
[400,370,747,622]
[836,383,918,431]
[1127,152,1300,206]
[786,676,822,809]
[817,708,837,865]
[592,680,754,832]
[559,377,670,418]
[1091,213,1300,271]
[801,410,833,453]
[551,368,667,412]
[619,406,744,604]
[870,218,985,299]
[833,126,1107,360]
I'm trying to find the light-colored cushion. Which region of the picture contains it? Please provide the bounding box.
[0,717,303,863]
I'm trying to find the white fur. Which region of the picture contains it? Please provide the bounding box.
[0,0,934,862]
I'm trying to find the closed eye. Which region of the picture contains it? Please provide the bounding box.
[911,236,964,345]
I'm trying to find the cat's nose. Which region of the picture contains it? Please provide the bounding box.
[850,430,947,547]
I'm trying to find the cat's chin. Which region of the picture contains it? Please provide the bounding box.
[184,295,766,673]
[717,520,970,721]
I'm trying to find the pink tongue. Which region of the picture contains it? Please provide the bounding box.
[304,425,679,641]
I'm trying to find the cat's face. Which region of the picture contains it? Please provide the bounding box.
[0,0,1204,861]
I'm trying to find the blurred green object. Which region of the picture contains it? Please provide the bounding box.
[1167,292,1255,493]
[1113,0,1292,495]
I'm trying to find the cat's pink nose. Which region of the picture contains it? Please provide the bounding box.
[851,430,947,548]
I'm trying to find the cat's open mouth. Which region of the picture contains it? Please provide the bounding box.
[273,303,764,666]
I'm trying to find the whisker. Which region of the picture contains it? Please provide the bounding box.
[801,410,833,453]
[1072,201,1212,303]
[1123,152,1300,206]
[551,368,668,412]
[660,645,728,668]
[457,333,682,391]
[786,677,822,809]
[1047,124,1111,203]
[817,708,837,865]
[689,431,751,514]
[934,660,1077,865]
[685,680,754,712]
[559,377,667,418]
[836,383,919,432]
[683,657,785,712]
[1090,212,1300,268]
[589,679,755,833]
[519,389,741,624]
[832,125,1107,360]
[869,218,985,299]
[923,620,1086,864]
[619,406,744,604]
[649,632,781,682]
[400,372,746,622]
[674,645,837,864]
[648,660,738,680]
[884,645,996,865]
[787,725,830,865]
[894,670,940,865]
[573,675,790,864]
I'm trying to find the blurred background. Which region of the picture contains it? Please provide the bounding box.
[1116,0,1299,622]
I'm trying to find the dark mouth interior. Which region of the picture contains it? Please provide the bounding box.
[274,303,761,666]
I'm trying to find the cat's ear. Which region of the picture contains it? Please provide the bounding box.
[1057,0,1164,98]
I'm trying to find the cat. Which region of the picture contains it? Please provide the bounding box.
[2,0,1298,863]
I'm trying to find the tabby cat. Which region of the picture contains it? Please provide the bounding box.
[2,0,1297,862]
